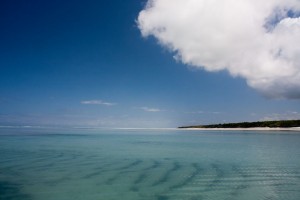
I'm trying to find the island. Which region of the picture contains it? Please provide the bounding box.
[178,120,300,129]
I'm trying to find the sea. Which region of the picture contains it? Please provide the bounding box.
[0,127,300,200]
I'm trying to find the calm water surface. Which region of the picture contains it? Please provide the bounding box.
[0,128,300,200]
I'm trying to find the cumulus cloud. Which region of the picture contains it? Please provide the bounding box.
[138,0,300,99]
[81,100,116,106]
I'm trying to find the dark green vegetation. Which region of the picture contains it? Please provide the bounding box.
[178,120,300,129]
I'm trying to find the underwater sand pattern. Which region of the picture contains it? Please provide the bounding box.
[0,130,300,200]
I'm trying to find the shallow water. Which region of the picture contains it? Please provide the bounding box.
[0,128,300,200]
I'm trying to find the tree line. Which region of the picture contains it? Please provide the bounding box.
[179,120,300,128]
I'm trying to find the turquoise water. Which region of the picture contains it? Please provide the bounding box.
[0,128,300,200]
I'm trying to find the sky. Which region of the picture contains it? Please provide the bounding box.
[0,0,299,128]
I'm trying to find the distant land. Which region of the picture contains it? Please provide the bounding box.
[178,120,300,129]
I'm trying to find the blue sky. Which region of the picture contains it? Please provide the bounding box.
[0,0,299,128]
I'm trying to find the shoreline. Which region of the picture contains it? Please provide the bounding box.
[179,127,300,131]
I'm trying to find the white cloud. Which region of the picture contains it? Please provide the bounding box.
[81,100,116,106]
[139,107,162,112]
[138,0,300,99]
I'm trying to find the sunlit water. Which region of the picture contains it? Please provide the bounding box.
[0,128,300,200]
